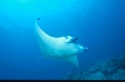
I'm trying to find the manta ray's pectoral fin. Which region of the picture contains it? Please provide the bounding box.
[62,55,79,69]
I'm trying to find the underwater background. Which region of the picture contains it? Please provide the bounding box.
[0,0,125,80]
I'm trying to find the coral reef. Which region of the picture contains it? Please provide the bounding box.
[84,71,107,80]
[63,55,125,80]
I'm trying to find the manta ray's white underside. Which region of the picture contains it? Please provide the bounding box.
[35,18,88,68]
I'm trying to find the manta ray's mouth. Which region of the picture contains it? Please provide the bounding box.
[64,36,79,43]
[71,37,78,41]
[68,37,79,43]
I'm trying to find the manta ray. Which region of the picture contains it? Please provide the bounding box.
[35,18,88,69]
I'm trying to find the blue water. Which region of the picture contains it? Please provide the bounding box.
[0,0,125,80]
